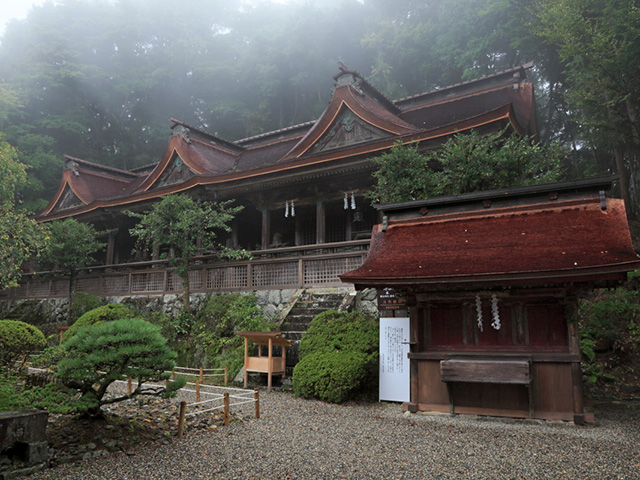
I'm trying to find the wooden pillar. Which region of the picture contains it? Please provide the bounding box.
[295,214,303,246]
[316,200,325,245]
[261,206,270,250]
[231,219,239,249]
[105,231,116,266]
[267,337,273,392]
[565,295,585,424]
[345,209,353,241]
[282,342,287,379]
[407,293,419,413]
[243,337,249,389]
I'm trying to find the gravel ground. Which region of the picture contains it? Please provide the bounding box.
[28,390,640,480]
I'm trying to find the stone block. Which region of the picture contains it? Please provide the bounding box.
[0,410,48,465]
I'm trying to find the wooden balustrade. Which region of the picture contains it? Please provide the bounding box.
[1,240,369,300]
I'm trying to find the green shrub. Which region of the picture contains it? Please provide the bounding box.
[62,304,136,342]
[142,311,178,344]
[293,350,373,403]
[69,291,104,323]
[57,317,184,416]
[0,320,46,369]
[191,294,273,376]
[0,368,30,412]
[579,287,640,383]
[293,310,378,403]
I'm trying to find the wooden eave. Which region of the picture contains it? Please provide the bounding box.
[236,331,292,347]
[341,196,640,290]
[37,103,521,221]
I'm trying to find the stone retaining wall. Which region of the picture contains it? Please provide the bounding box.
[0,287,377,342]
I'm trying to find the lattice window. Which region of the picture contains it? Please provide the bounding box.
[303,256,364,285]
[131,272,165,292]
[50,279,70,296]
[167,271,182,291]
[75,277,101,295]
[207,266,249,289]
[103,275,130,294]
[252,262,298,287]
[189,270,203,290]
[29,280,52,298]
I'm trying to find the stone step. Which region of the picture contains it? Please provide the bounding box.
[281,331,305,341]
[286,306,328,317]
[282,322,312,332]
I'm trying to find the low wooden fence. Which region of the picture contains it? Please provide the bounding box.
[1,240,369,300]
[26,364,260,437]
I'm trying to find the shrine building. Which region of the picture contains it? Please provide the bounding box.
[15,63,539,298]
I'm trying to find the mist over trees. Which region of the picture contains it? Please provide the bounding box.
[0,0,637,217]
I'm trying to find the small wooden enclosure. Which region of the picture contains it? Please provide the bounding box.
[341,178,640,423]
[237,331,292,392]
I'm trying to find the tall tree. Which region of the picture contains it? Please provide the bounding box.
[0,136,48,290]
[536,0,640,218]
[369,131,565,204]
[128,194,248,311]
[38,218,104,309]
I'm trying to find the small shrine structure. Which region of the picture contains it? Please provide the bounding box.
[341,177,640,423]
[237,331,291,392]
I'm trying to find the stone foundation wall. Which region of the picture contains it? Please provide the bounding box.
[0,287,378,340]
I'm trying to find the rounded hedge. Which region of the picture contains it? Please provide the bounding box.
[62,304,136,342]
[292,309,378,403]
[0,319,46,367]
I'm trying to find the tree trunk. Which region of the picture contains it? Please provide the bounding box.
[67,271,76,324]
[182,257,191,313]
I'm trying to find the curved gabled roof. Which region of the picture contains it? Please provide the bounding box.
[340,193,640,288]
[38,63,540,221]
[40,156,140,217]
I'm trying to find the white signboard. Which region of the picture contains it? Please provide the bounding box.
[379,317,410,402]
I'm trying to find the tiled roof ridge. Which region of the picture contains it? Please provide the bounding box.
[170,117,244,152]
[64,155,140,178]
[386,198,598,229]
[236,120,316,144]
[394,62,534,105]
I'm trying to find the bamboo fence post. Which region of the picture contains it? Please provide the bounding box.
[177,401,186,438]
[196,380,201,403]
[254,388,260,419]
[223,393,230,426]
[127,378,132,395]
[171,369,176,381]
[199,367,203,384]
[224,366,228,386]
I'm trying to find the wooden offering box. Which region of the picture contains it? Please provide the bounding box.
[237,331,292,392]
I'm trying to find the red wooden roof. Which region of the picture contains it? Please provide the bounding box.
[340,197,640,288]
[38,64,538,221]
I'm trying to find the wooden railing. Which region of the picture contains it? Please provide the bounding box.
[1,240,369,300]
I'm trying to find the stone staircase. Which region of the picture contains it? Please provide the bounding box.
[279,288,353,376]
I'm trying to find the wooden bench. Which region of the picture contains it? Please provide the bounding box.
[440,358,533,416]
[440,359,531,384]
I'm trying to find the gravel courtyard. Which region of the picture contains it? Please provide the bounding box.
[29,390,640,480]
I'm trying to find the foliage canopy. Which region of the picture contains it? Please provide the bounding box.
[57,317,184,416]
[129,194,248,310]
[369,131,565,204]
[0,319,46,370]
[0,137,48,290]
